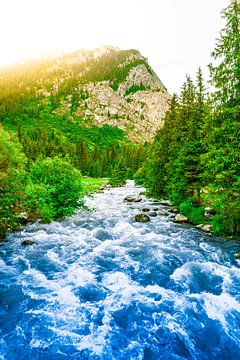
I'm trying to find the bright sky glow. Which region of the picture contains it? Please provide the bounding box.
[0,0,229,93]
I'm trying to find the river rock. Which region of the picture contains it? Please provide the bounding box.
[174,214,188,223]
[159,200,173,206]
[204,207,216,218]
[17,212,29,225]
[21,240,37,246]
[124,195,142,203]
[235,252,240,260]
[159,209,169,216]
[196,224,212,232]
[149,211,158,217]
[135,213,150,222]
[142,208,150,212]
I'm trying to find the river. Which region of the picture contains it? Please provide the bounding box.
[0,181,240,360]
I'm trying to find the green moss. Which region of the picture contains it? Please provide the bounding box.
[124,84,149,97]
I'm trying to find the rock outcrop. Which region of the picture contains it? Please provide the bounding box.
[42,46,170,142]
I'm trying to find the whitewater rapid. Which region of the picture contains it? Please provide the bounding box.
[0,181,240,359]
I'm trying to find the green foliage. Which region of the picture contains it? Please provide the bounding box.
[28,157,83,220]
[211,190,240,236]
[140,1,240,237]
[209,0,240,105]
[110,143,147,186]
[0,127,27,237]
[179,199,205,225]
[124,84,149,96]
[0,48,151,238]
[24,183,56,223]
[81,177,108,194]
[109,161,128,186]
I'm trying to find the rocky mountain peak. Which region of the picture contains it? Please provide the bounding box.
[8,47,170,142]
[55,47,170,142]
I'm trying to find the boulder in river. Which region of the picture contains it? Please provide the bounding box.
[124,195,142,203]
[159,200,173,206]
[149,211,158,217]
[21,240,37,246]
[159,209,169,216]
[235,252,240,260]
[174,214,189,223]
[135,213,150,222]
[196,224,212,232]
[142,207,150,212]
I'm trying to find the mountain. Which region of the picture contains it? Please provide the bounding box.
[0,46,170,143]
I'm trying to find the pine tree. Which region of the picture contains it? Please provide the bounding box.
[201,0,240,235]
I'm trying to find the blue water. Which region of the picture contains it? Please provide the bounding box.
[0,181,240,360]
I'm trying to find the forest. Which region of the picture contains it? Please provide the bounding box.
[0,0,239,239]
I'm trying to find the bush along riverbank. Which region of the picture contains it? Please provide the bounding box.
[0,126,109,240]
[0,128,82,239]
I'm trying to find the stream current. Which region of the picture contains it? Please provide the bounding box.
[0,181,240,360]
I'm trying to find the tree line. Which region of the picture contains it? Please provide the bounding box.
[137,0,239,236]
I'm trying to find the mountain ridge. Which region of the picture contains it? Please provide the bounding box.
[0,46,170,142]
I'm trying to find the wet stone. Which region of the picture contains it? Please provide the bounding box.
[174,214,189,223]
[21,240,37,246]
[124,195,142,203]
[135,213,150,222]
[159,200,173,206]
[235,252,240,260]
[159,209,169,216]
[196,224,212,232]
[142,208,150,212]
[149,211,158,217]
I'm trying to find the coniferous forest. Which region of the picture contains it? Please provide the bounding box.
[140,0,240,237]
[0,0,239,239]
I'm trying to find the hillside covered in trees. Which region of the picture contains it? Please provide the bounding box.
[0,0,239,239]
[138,0,240,237]
[0,47,167,237]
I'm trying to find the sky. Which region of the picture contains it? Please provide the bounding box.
[0,0,229,93]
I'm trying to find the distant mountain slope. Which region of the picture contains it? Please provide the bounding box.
[0,46,169,142]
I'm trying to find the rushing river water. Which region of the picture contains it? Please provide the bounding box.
[0,181,240,360]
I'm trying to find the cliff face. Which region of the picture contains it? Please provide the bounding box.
[42,46,170,142]
[1,46,170,142]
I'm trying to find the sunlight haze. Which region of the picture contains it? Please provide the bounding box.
[0,0,229,93]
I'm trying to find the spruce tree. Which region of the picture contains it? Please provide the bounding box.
[203,0,240,235]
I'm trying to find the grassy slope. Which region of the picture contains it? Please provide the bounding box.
[81,177,109,194]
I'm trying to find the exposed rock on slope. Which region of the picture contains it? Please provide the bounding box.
[7,46,170,142]
[75,49,170,142]
[81,60,169,141]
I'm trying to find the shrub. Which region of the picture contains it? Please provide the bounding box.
[28,156,83,220]
[0,127,27,237]
[179,199,205,225]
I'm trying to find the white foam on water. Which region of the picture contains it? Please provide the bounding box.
[170,261,235,292]
[46,249,64,266]
[65,264,96,287]
[188,291,240,347]
[0,259,18,275]
[2,180,240,358]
